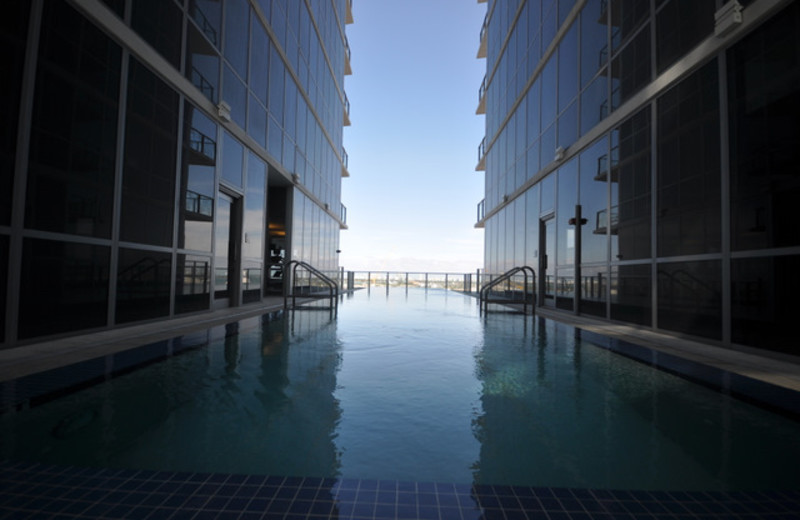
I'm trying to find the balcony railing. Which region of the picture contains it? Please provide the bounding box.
[191,66,215,101]
[594,205,619,235]
[344,271,478,293]
[190,2,218,46]
[477,74,487,114]
[343,92,351,126]
[477,136,486,164]
[477,198,485,222]
[340,203,347,225]
[189,128,216,160]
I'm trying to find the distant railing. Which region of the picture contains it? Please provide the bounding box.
[478,136,486,164]
[477,199,485,222]
[345,271,478,293]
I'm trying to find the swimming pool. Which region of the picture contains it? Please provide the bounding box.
[1,288,799,493]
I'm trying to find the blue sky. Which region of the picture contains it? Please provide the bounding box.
[338,0,486,273]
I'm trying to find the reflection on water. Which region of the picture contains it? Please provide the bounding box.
[1,289,799,491]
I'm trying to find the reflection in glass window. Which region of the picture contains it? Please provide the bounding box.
[19,238,110,339]
[223,0,249,76]
[185,23,219,103]
[580,265,607,317]
[27,1,120,239]
[610,264,651,325]
[610,0,649,53]
[557,101,578,149]
[1,1,29,226]
[121,59,179,247]
[269,45,285,125]
[612,107,651,261]
[656,0,714,74]
[248,95,267,148]
[610,24,650,111]
[728,2,800,251]
[179,103,216,252]
[189,0,221,48]
[116,248,171,324]
[732,255,800,355]
[579,137,609,264]
[580,73,608,135]
[657,60,720,257]
[558,23,578,113]
[223,64,247,128]
[176,254,211,314]
[131,0,182,68]
[250,16,270,105]
[221,132,244,187]
[658,260,721,340]
[556,159,577,267]
[580,0,608,88]
[244,153,266,259]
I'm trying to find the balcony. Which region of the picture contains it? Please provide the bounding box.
[594,205,619,235]
[340,203,347,225]
[477,13,488,58]
[476,136,486,171]
[341,147,350,177]
[594,152,619,182]
[476,75,487,115]
[343,92,351,126]
[344,38,352,76]
[346,0,354,24]
[477,199,485,224]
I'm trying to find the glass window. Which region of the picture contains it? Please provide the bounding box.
[176,254,211,314]
[556,267,575,311]
[179,103,216,252]
[248,95,267,148]
[610,263,651,325]
[26,2,121,239]
[556,158,578,267]
[656,0,715,74]
[221,132,244,187]
[121,59,179,248]
[268,45,285,125]
[189,0,221,48]
[115,248,171,324]
[525,185,540,266]
[612,107,651,261]
[610,0,650,53]
[732,255,800,356]
[657,60,720,257]
[223,64,247,128]
[558,23,579,113]
[242,260,263,304]
[243,153,266,260]
[657,260,721,340]
[579,137,609,264]
[268,115,283,162]
[223,0,249,76]
[557,101,578,149]
[19,238,110,339]
[250,17,270,105]
[728,2,800,251]
[580,0,608,88]
[540,173,555,215]
[0,235,7,340]
[541,58,558,130]
[580,73,608,135]
[0,1,29,226]
[610,24,651,111]
[186,23,220,103]
[131,0,182,68]
[580,265,607,317]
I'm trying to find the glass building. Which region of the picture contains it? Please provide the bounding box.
[0,0,352,348]
[476,0,799,357]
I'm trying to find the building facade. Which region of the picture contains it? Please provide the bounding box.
[476,0,799,357]
[0,0,352,348]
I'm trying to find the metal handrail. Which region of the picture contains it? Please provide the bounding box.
[283,260,338,313]
[479,266,536,317]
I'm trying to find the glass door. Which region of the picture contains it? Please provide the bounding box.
[214,191,241,307]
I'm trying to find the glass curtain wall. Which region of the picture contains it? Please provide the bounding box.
[478,0,800,357]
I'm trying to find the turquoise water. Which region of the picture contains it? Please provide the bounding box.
[2,288,799,490]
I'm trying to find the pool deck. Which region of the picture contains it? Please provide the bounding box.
[2,292,798,396]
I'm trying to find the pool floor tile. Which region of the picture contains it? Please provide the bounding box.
[1,461,799,520]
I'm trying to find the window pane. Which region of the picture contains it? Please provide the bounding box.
[612,107,651,261]
[580,265,607,317]
[185,23,219,103]
[728,2,800,251]
[0,1,29,226]
[223,64,247,128]
[656,0,715,74]
[221,132,243,187]
[658,260,721,340]
[189,0,221,48]
[121,59,179,247]
[27,1,121,239]
[19,238,110,339]
[131,0,182,68]
[579,137,608,264]
[657,60,720,257]
[558,23,579,112]
[580,73,608,136]
[244,153,266,259]
[611,24,650,111]
[179,103,216,252]
[248,95,267,148]
[732,255,800,355]
[223,0,249,76]
[580,0,608,88]
[556,159,577,266]
[250,17,270,105]
[176,254,211,314]
[116,248,171,324]
[610,0,649,53]
[611,263,651,325]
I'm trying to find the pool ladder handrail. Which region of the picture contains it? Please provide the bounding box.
[479,266,536,317]
[283,260,339,313]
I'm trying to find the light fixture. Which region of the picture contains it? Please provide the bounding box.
[555,146,566,162]
[216,101,232,122]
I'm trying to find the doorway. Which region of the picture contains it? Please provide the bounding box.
[214,191,242,308]
[540,216,555,308]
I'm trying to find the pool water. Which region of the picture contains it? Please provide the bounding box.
[1,288,799,491]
